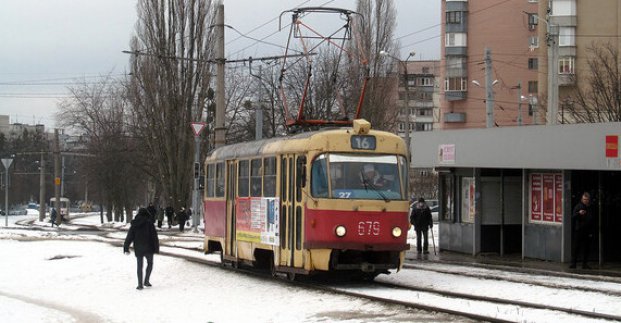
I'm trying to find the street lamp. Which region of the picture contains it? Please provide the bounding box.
[380,50,415,154]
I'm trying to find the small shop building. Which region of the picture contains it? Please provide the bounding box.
[410,122,621,265]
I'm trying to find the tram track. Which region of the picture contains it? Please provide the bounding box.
[6,224,621,322]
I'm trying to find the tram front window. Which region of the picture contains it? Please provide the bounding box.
[311,153,404,200]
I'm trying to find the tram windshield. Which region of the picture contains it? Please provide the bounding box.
[311,153,406,200]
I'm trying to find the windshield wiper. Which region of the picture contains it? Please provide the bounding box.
[359,170,389,202]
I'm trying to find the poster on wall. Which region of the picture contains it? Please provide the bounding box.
[530,174,542,221]
[530,173,563,224]
[542,174,554,222]
[554,174,563,223]
[461,177,475,223]
[235,197,280,246]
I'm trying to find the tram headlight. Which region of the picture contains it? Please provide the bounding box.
[392,227,402,238]
[335,225,346,237]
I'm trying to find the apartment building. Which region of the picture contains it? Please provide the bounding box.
[539,0,621,124]
[394,60,441,139]
[440,0,540,129]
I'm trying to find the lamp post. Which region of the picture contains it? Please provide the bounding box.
[380,50,415,154]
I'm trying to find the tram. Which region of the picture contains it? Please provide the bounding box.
[202,120,410,279]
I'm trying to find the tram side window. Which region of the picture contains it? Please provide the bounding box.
[311,156,328,198]
[238,160,249,197]
[216,162,225,197]
[264,157,276,197]
[250,159,262,197]
[206,164,215,197]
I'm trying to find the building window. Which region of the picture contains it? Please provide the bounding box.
[446,11,463,24]
[445,77,467,91]
[417,109,432,117]
[528,36,539,48]
[559,27,575,46]
[559,57,575,74]
[417,92,433,100]
[398,123,405,132]
[415,123,433,131]
[552,0,576,16]
[445,33,467,47]
[527,13,538,30]
[528,58,538,70]
[528,80,538,94]
[419,77,433,86]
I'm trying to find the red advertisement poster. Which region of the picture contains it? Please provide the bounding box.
[554,174,563,223]
[606,135,618,158]
[542,174,554,222]
[530,174,542,221]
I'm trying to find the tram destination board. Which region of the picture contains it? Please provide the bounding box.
[351,135,376,150]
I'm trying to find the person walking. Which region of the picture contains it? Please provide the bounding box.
[165,206,174,229]
[156,206,164,229]
[570,192,595,269]
[124,208,160,290]
[410,197,433,254]
[50,207,58,227]
[177,207,188,232]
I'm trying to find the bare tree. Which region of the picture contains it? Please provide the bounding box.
[565,42,621,123]
[57,76,144,222]
[128,0,215,210]
[347,0,399,131]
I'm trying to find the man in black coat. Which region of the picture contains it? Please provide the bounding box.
[570,192,595,269]
[124,208,160,289]
[410,197,433,254]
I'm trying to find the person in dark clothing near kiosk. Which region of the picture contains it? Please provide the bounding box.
[410,197,433,254]
[124,208,160,290]
[165,205,175,228]
[570,192,595,269]
[177,207,188,232]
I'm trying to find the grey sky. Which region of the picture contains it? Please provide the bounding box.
[0,0,440,129]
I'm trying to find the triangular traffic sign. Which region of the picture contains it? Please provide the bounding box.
[190,122,207,137]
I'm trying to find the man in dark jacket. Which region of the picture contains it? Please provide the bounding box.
[124,208,160,289]
[410,198,433,254]
[177,207,188,232]
[165,206,174,228]
[146,203,157,224]
[570,192,595,269]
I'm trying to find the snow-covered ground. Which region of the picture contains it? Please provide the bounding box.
[2,212,618,322]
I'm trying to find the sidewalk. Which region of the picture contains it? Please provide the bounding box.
[405,248,621,279]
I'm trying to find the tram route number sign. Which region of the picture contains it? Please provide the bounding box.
[351,135,376,150]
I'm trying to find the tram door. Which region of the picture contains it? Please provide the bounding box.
[279,155,304,269]
[225,161,237,259]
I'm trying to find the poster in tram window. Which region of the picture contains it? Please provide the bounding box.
[461,177,475,223]
[235,197,280,246]
[554,174,563,223]
[530,174,542,221]
[542,174,555,222]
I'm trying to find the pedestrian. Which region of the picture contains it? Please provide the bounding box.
[177,207,188,232]
[124,208,160,290]
[570,192,595,269]
[165,206,174,229]
[50,207,58,227]
[146,203,157,224]
[156,206,164,229]
[410,197,433,254]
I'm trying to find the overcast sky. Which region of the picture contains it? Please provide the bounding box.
[0,0,440,130]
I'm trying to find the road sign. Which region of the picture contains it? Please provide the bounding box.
[190,122,207,137]
[1,159,12,170]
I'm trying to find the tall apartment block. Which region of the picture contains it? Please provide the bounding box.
[539,0,621,124]
[440,0,540,129]
[395,60,440,138]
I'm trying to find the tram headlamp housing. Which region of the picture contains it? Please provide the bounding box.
[392,227,402,238]
[335,225,346,237]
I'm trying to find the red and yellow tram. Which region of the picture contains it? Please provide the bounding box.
[202,119,410,279]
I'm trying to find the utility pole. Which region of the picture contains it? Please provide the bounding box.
[54,129,61,226]
[484,47,495,128]
[38,152,46,222]
[546,24,559,125]
[214,3,226,149]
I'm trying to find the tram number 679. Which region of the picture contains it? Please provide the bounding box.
[358,221,380,236]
